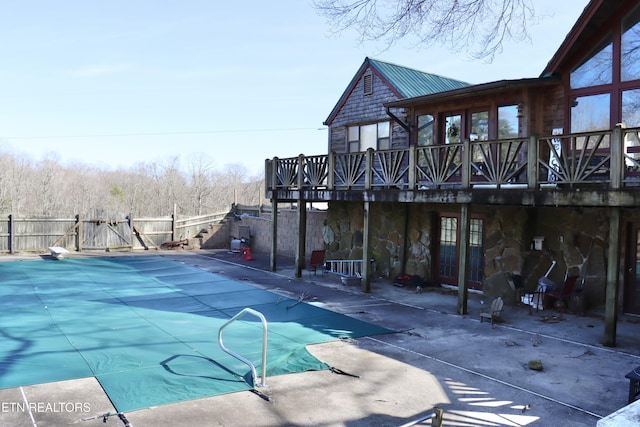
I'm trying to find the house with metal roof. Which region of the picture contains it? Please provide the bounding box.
[323,57,469,154]
[265,0,640,347]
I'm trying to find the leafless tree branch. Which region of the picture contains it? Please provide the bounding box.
[313,0,537,61]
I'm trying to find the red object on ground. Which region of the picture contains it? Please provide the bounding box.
[242,247,255,261]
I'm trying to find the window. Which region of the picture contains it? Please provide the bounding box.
[570,36,613,89]
[417,114,434,146]
[622,5,640,82]
[363,72,373,95]
[347,122,391,152]
[622,89,640,126]
[469,219,484,283]
[445,114,462,144]
[348,126,359,152]
[360,124,377,151]
[567,4,640,130]
[377,122,390,150]
[470,111,489,141]
[437,215,484,290]
[571,93,611,132]
[439,217,458,280]
[498,105,519,139]
[622,89,640,167]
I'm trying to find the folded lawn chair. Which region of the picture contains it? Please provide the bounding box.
[546,275,579,309]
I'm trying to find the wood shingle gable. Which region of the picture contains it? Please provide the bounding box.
[323,57,470,126]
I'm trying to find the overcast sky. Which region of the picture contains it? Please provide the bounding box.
[0,1,589,176]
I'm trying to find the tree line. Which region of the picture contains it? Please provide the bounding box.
[0,150,265,218]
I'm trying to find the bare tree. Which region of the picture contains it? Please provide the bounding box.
[0,150,14,212]
[187,153,215,216]
[0,150,266,218]
[156,156,189,216]
[35,154,63,216]
[9,155,33,214]
[314,0,537,60]
[111,163,155,217]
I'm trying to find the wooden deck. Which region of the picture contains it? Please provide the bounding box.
[266,125,640,207]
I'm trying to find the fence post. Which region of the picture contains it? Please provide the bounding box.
[76,214,83,252]
[8,214,13,254]
[128,214,134,250]
[172,204,177,241]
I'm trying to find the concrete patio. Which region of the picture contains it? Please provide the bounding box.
[1,249,639,426]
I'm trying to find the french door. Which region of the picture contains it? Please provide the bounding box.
[436,214,484,290]
[624,222,640,315]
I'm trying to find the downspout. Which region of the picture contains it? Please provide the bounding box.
[386,106,410,133]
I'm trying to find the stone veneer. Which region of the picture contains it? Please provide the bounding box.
[324,201,610,310]
[201,202,611,311]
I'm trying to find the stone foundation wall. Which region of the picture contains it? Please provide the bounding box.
[200,202,619,312]
[324,201,612,310]
[483,206,608,310]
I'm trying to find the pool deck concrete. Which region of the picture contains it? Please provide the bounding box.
[2,249,640,426]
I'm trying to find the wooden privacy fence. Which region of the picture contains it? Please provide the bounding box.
[0,210,231,254]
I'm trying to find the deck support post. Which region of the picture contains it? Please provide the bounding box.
[457,204,470,315]
[295,154,307,278]
[362,200,371,293]
[295,200,306,278]
[604,206,621,347]
[270,199,278,272]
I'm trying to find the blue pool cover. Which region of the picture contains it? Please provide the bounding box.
[0,256,393,412]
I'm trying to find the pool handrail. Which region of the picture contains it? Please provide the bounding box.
[218,307,268,387]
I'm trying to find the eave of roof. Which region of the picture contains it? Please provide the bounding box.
[542,0,620,76]
[384,76,561,108]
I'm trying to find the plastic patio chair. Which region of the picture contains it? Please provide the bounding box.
[480,297,504,327]
[307,250,326,276]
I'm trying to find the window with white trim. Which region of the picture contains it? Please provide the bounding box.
[347,122,391,152]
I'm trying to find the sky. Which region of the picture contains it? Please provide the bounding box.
[0,1,590,177]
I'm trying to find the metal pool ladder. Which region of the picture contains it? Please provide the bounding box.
[218,307,268,387]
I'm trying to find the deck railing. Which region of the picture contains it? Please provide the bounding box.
[266,125,640,192]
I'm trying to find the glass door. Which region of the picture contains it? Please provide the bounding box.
[624,222,640,314]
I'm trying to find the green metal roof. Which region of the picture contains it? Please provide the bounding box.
[368,58,470,98]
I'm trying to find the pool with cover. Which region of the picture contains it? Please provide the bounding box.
[0,256,392,412]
